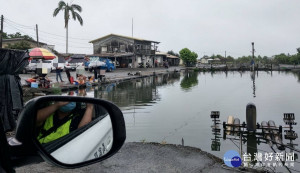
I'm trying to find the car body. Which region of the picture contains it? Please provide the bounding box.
[87,57,116,72]
[24,59,38,73]
[101,58,116,72]
[0,96,126,172]
[65,58,86,71]
[42,60,55,72]
[24,59,55,73]
[87,57,106,71]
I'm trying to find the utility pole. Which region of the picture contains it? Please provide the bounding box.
[225,51,226,59]
[154,43,156,69]
[251,42,255,71]
[0,15,3,48]
[36,24,39,47]
[132,18,133,37]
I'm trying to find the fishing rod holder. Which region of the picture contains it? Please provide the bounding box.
[210,109,298,151]
[222,123,283,134]
[211,111,221,151]
[283,113,298,147]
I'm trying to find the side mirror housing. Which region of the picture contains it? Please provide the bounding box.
[10,96,126,168]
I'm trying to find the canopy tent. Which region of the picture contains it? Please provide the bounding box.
[0,48,30,132]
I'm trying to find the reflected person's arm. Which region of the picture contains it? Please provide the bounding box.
[78,103,94,128]
[36,102,69,127]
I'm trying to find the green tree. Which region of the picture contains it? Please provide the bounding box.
[2,32,8,39]
[226,56,234,62]
[4,32,34,40]
[53,1,83,54]
[179,48,198,66]
[5,41,31,50]
[8,32,22,38]
[167,50,179,57]
[274,53,289,64]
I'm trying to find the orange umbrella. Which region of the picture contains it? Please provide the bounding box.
[29,48,56,60]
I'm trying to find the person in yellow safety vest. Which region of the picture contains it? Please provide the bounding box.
[36,102,94,144]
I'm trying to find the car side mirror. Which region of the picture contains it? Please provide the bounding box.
[11,96,126,168]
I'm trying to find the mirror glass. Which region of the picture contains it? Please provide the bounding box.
[35,101,113,164]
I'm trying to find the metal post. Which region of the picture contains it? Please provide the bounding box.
[132,18,133,37]
[0,15,3,48]
[36,24,39,47]
[240,132,243,158]
[154,43,156,69]
[251,42,255,71]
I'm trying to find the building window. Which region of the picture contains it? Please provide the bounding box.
[101,46,107,53]
[120,45,125,52]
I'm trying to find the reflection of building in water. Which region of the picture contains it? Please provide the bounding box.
[93,73,180,108]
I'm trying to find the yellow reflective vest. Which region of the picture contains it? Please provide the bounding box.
[38,114,73,144]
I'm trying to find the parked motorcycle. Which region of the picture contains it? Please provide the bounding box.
[138,63,145,68]
[146,62,151,68]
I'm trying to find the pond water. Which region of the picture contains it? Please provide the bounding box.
[66,70,300,172]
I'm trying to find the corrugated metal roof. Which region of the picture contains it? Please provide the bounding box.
[155,51,179,59]
[167,55,179,59]
[89,33,160,44]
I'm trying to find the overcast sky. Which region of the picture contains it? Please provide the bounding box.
[1,0,300,58]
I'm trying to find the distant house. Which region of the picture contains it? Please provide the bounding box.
[200,56,212,64]
[155,51,180,66]
[1,38,54,50]
[89,34,160,68]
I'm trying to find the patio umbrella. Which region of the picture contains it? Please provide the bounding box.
[29,47,56,60]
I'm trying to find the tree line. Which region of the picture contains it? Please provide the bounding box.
[2,32,34,50]
[170,47,300,66]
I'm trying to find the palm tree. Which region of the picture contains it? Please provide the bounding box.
[53,1,83,54]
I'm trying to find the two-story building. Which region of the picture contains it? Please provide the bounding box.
[89,34,160,68]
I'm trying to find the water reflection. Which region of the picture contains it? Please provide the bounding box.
[180,72,198,91]
[250,71,256,98]
[93,73,180,109]
[292,71,300,82]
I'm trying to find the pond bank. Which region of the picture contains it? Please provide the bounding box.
[22,67,184,97]
[15,142,261,173]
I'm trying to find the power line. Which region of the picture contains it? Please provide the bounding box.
[38,29,91,41]
[4,16,91,41]
[4,17,35,29]
[3,17,92,50]
[37,32,90,45]
[4,21,36,38]
[38,37,91,49]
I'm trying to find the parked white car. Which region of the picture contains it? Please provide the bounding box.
[24,59,55,73]
[65,58,85,71]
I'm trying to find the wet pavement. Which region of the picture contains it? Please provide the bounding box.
[15,142,259,173]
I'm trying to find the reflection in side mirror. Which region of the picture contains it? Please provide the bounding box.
[36,101,113,164]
